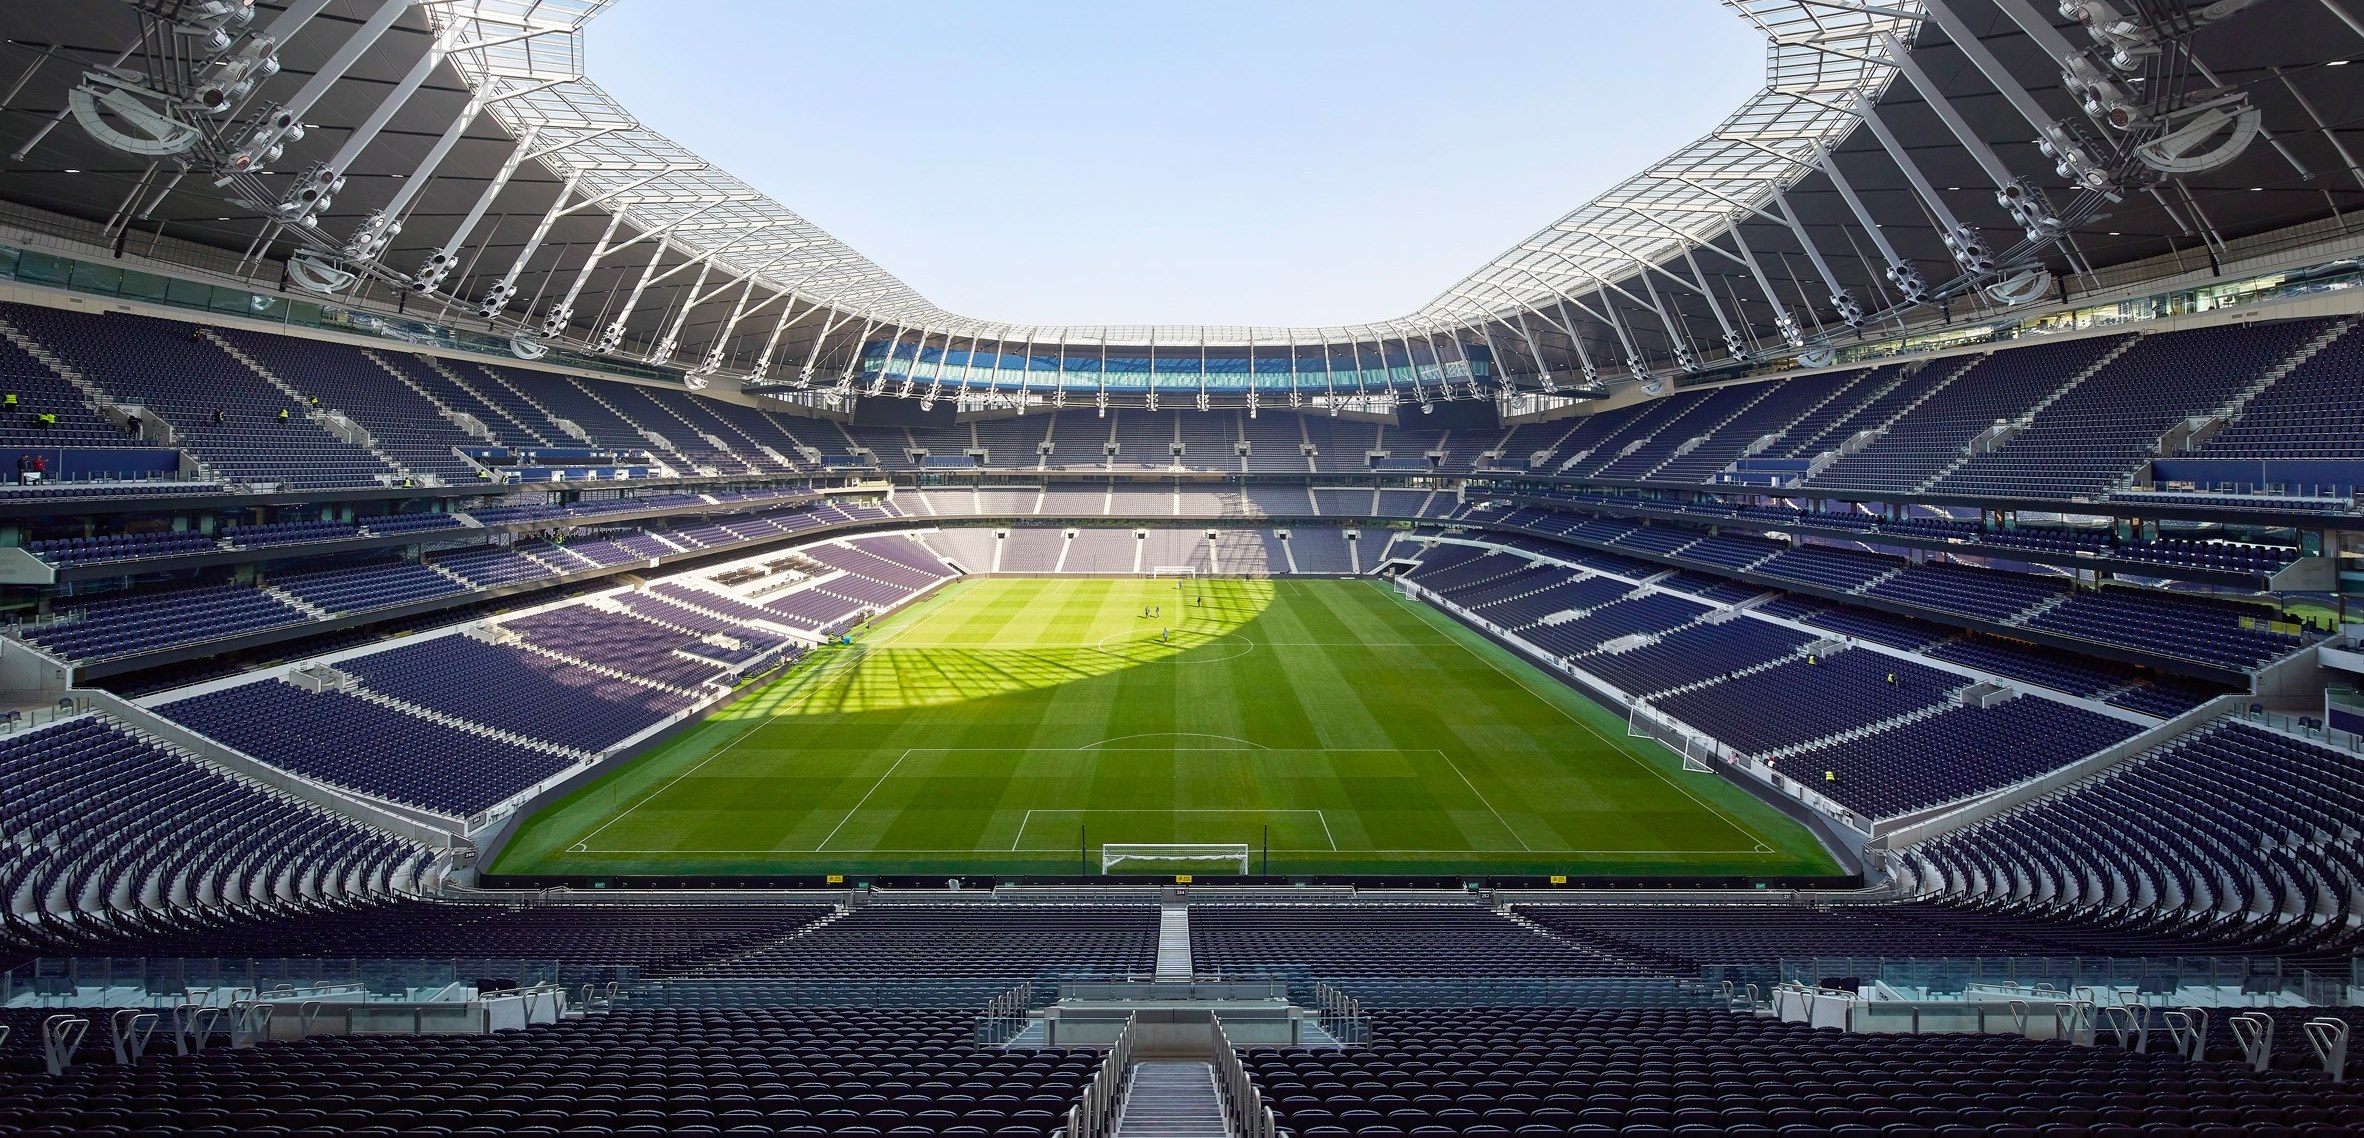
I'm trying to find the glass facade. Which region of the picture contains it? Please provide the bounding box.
[0,243,685,386]
[859,341,1492,393]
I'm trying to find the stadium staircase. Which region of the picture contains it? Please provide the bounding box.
[1156,905,1193,981]
[2168,316,2358,458]
[1804,353,1990,479]
[342,684,597,762]
[1112,1062,1228,1138]
[1998,591,2074,626]
[422,356,553,445]
[1911,334,2144,493]
[201,329,416,480]
[1754,689,1969,765]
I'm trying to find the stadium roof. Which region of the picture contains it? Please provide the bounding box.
[0,0,2356,393]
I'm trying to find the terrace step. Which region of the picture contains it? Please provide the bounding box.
[203,330,416,480]
[1155,905,1193,981]
[2001,590,2072,626]
[1756,694,1965,764]
[1850,566,1905,595]
[423,356,553,445]
[1113,1062,1228,1138]
[1913,334,2144,492]
[343,685,595,760]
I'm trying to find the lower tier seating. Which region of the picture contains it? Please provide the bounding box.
[0,1008,1099,1136]
[1246,1005,2361,1137]
[156,682,578,817]
[1188,905,1643,978]
[1907,718,2364,944]
[0,718,430,958]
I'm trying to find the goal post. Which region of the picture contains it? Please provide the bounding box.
[1631,703,1717,773]
[1100,842,1250,876]
[1149,566,1199,581]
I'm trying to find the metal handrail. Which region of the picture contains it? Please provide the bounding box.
[1062,1013,1135,1138]
[977,980,1034,1045]
[1209,1015,1280,1138]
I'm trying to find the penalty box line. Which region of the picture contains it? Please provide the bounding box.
[1012,808,1338,852]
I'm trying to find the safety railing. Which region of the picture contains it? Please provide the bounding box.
[976,981,1035,1046]
[1062,1014,1135,1138]
[2,957,587,1007]
[1210,1014,1281,1138]
[1311,981,1368,1045]
[1761,953,2309,1005]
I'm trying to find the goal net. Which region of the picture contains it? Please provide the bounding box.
[1100,842,1250,876]
[1631,703,1717,772]
[1149,566,1199,581]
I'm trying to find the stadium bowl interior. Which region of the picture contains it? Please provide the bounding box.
[1,1,2362,1133]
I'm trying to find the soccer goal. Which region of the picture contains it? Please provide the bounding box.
[1100,842,1250,876]
[1149,566,1199,582]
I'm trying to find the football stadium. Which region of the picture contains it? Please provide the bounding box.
[2,0,2364,1132]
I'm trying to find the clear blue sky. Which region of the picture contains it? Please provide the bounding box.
[589,1,1763,327]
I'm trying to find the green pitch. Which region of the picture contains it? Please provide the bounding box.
[490,577,1840,879]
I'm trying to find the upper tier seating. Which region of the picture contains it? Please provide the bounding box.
[4,303,395,488]
[1804,336,2129,493]
[0,326,123,446]
[371,351,552,446]
[2197,320,2364,458]
[1931,320,2333,498]
[216,330,484,481]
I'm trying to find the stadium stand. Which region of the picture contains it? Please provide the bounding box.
[1243,1006,2364,1135]
[694,905,1160,980]
[336,635,696,752]
[155,681,580,816]
[1907,718,2364,944]
[1188,905,1643,977]
[0,718,430,952]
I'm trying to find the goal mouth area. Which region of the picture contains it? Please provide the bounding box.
[1148,566,1201,579]
[1099,843,1251,876]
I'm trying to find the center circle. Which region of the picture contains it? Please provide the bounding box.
[1092,629,1255,663]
